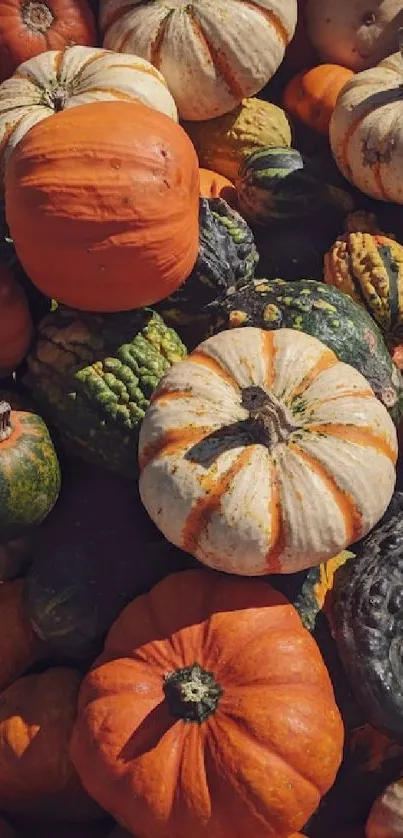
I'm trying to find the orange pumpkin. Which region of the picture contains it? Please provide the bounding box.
[0,667,101,820]
[5,100,200,312]
[198,167,237,207]
[70,569,344,838]
[0,579,43,693]
[0,0,96,83]
[283,64,354,134]
[0,262,32,377]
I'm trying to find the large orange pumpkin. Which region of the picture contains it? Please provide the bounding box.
[0,0,96,83]
[0,262,32,377]
[5,100,200,312]
[70,569,344,838]
[283,64,354,135]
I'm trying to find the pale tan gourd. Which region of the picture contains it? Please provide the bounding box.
[0,45,177,186]
[139,327,397,576]
[306,0,403,71]
[330,45,403,202]
[100,0,297,121]
[366,776,403,837]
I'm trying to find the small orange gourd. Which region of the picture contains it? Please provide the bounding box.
[198,168,237,207]
[0,263,32,377]
[283,64,354,134]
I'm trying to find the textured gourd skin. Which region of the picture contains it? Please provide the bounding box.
[156,198,258,348]
[330,491,403,742]
[209,278,403,423]
[24,307,186,478]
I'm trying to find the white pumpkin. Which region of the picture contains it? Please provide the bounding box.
[366,776,403,838]
[139,326,397,576]
[100,0,297,121]
[306,0,403,71]
[0,45,177,184]
[330,49,403,203]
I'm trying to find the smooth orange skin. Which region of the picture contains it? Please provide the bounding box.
[199,167,238,207]
[70,569,344,838]
[0,261,32,377]
[0,667,101,820]
[5,100,200,312]
[0,579,43,693]
[283,64,354,134]
[0,0,96,83]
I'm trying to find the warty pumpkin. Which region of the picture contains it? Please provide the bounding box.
[0,45,178,187]
[0,667,101,820]
[70,569,344,838]
[0,0,96,83]
[330,49,403,203]
[5,100,199,312]
[183,97,292,183]
[0,260,32,377]
[139,326,397,576]
[282,64,354,135]
[306,0,403,71]
[0,579,44,693]
[100,0,297,121]
[366,775,403,837]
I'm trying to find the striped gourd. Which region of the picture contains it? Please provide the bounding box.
[0,45,177,186]
[100,0,297,121]
[324,232,403,344]
[236,146,353,223]
[139,326,397,576]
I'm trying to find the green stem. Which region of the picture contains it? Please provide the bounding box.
[164,663,223,724]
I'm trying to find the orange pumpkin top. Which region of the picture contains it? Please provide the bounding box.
[70,569,344,838]
[5,100,200,312]
[0,0,96,83]
[0,261,32,376]
[283,64,354,134]
[198,167,237,207]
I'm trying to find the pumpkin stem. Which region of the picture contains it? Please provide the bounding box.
[22,1,54,33]
[0,402,12,442]
[242,386,301,446]
[164,663,223,724]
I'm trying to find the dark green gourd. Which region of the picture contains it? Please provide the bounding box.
[209,277,403,422]
[23,306,186,478]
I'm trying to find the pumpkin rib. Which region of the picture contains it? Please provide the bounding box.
[149,8,173,70]
[264,462,284,573]
[188,351,240,391]
[231,0,289,47]
[139,426,212,472]
[289,349,338,401]
[306,423,398,463]
[289,442,363,543]
[185,6,245,101]
[261,329,276,390]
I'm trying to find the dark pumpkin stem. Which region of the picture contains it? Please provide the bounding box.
[164,663,223,724]
[242,385,301,446]
[0,402,12,442]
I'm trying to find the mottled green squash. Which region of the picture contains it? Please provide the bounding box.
[24,307,187,478]
[156,197,258,350]
[209,278,403,422]
[0,401,60,541]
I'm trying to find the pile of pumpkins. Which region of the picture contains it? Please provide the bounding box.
[1,1,403,837]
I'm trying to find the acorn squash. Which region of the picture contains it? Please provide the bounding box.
[209,278,403,423]
[155,197,258,349]
[24,307,187,478]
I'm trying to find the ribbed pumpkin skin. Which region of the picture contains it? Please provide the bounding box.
[282,64,354,135]
[0,261,32,377]
[70,569,344,838]
[324,233,403,343]
[0,0,96,83]
[100,0,297,121]
[139,327,397,575]
[5,100,200,312]
[330,52,403,202]
[0,45,178,185]
[183,97,292,182]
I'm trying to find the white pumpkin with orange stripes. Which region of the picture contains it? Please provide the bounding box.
[100,0,297,121]
[139,327,397,576]
[0,45,177,186]
[330,49,403,203]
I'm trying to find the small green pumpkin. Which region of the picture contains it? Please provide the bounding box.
[209,277,403,423]
[236,146,354,224]
[24,307,187,478]
[0,400,60,541]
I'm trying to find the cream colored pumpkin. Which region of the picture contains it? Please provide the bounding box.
[366,776,403,837]
[330,50,403,202]
[0,45,177,184]
[100,0,297,121]
[306,0,403,71]
[139,327,397,576]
